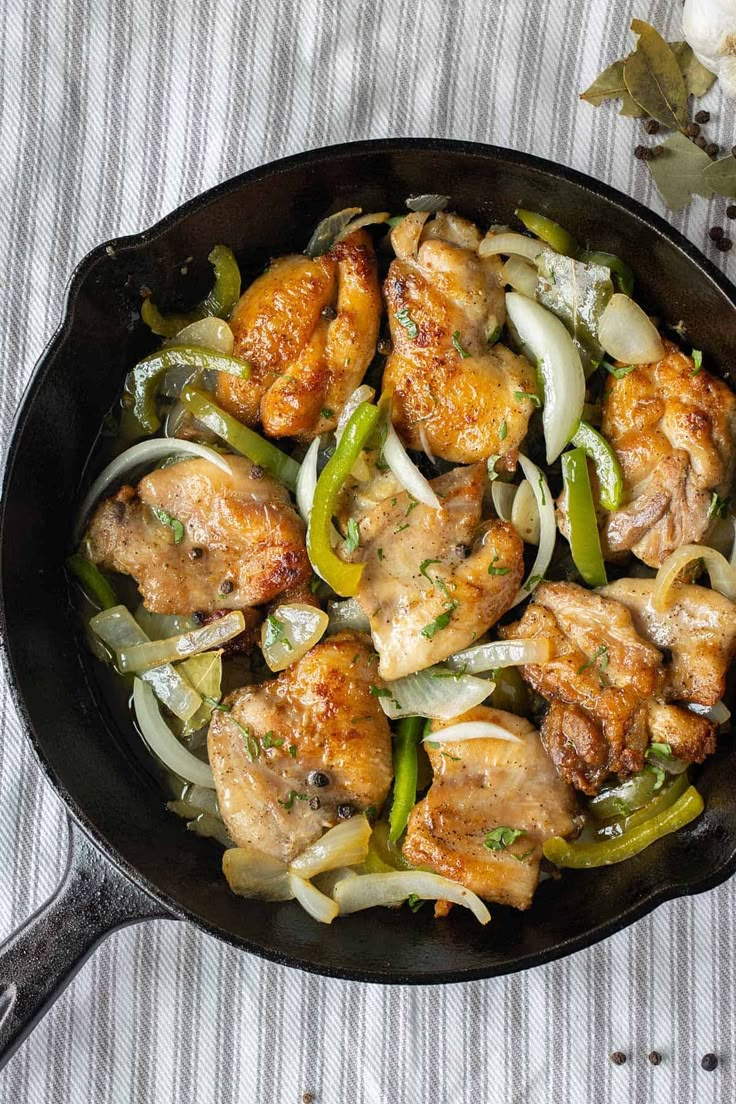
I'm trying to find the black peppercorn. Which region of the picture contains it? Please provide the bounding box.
[706,143,720,158]
[337,803,355,819]
[651,145,665,158]
[634,145,652,161]
[610,1051,626,1066]
[321,305,337,321]
[191,610,205,625]
[716,238,733,252]
[648,1051,662,1066]
[686,122,701,137]
[189,546,204,560]
[219,579,234,594]
[250,464,264,480]
[377,337,392,355]
[695,135,708,149]
[695,109,710,123]
[644,118,660,134]
[307,770,330,788]
[727,205,736,219]
[308,796,321,811]
[701,1053,718,1072]
[710,226,725,241]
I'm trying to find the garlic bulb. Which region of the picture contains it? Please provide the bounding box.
[683,0,736,99]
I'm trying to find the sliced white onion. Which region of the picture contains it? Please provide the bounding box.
[288,873,339,923]
[164,400,189,438]
[75,439,232,541]
[296,437,320,525]
[418,424,436,465]
[118,611,245,673]
[653,544,736,611]
[405,194,450,213]
[377,668,493,720]
[159,364,215,398]
[222,846,292,900]
[491,481,517,521]
[261,603,328,672]
[333,871,491,926]
[167,316,234,354]
[133,678,215,788]
[390,211,430,259]
[511,478,540,544]
[333,212,390,244]
[500,255,538,297]
[445,637,553,674]
[383,419,440,509]
[423,720,521,745]
[134,605,196,638]
[510,454,556,606]
[326,597,371,634]
[598,294,664,365]
[479,231,544,263]
[290,815,371,879]
[305,207,362,257]
[335,385,376,444]
[687,700,731,725]
[505,293,585,464]
[90,605,201,721]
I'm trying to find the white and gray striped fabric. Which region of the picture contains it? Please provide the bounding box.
[1,1,735,1101]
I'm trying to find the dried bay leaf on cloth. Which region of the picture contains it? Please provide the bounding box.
[624,20,688,132]
[580,59,646,116]
[703,156,736,199]
[669,41,718,98]
[646,132,715,211]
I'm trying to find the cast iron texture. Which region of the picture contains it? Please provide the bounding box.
[1,141,735,1040]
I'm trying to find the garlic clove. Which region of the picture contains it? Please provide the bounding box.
[683,0,736,99]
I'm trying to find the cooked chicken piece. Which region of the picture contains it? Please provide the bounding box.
[601,341,736,567]
[208,632,392,862]
[216,229,381,440]
[382,213,536,465]
[501,582,717,793]
[353,464,524,680]
[85,456,310,615]
[646,700,717,764]
[402,706,577,910]
[601,578,736,706]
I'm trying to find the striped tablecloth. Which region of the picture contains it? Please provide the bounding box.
[1,1,734,1101]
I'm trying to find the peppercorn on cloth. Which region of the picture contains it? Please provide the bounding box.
[1,0,735,1101]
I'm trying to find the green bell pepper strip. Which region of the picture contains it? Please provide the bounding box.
[622,771,689,832]
[128,345,251,434]
[179,386,299,490]
[515,208,578,256]
[491,667,529,715]
[141,245,242,337]
[307,400,381,596]
[543,784,703,868]
[388,716,424,842]
[561,447,608,587]
[365,819,415,872]
[576,250,635,296]
[570,420,623,511]
[66,553,118,610]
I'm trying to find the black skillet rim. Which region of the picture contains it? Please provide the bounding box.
[2,136,736,984]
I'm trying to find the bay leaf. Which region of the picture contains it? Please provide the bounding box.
[703,155,736,199]
[580,59,646,116]
[646,132,714,211]
[624,20,688,131]
[669,40,718,98]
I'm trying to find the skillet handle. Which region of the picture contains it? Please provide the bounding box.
[0,816,168,1071]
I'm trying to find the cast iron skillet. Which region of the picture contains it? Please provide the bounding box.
[1,138,736,1068]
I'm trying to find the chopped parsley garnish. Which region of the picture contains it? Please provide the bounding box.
[369,685,391,698]
[538,474,547,506]
[488,554,510,576]
[487,322,502,345]
[407,893,425,912]
[420,558,443,580]
[421,602,457,640]
[288,744,298,758]
[499,420,508,441]
[603,360,636,379]
[264,614,292,651]
[431,665,467,679]
[344,517,361,553]
[513,390,541,407]
[227,716,259,762]
[452,331,471,359]
[577,644,609,687]
[405,496,419,517]
[484,826,526,852]
[426,740,440,749]
[691,349,703,375]
[394,523,410,534]
[441,751,461,761]
[321,407,334,418]
[395,306,418,339]
[511,848,535,863]
[278,790,308,810]
[261,731,284,749]
[647,742,673,760]
[487,455,501,482]
[152,507,185,544]
[309,575,321,594]
[708,492,730,520]
[203,696,229,713]
[647,763,666,792]
[523,574,545,592]
[364,805,377,820]
[377,547,384,561]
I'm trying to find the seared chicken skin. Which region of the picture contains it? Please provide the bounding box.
[501,582,716,794]
[216,229,381,440]
[85,456,310,615]
[403,707,577,910]
[382,212,536,465]
[601,578,736,707]
[352,464,524,680]
[208,632,392,862]
[601,341,736,567]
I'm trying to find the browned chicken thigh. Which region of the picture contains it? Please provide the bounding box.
[382,212,536,464]
[601,341,736,567]
[216,229,381,440]
[403,706,578,909]
[208,632,392,862]
[500,582,716,794]
[85,456,310,614]
[352,464,524,679]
